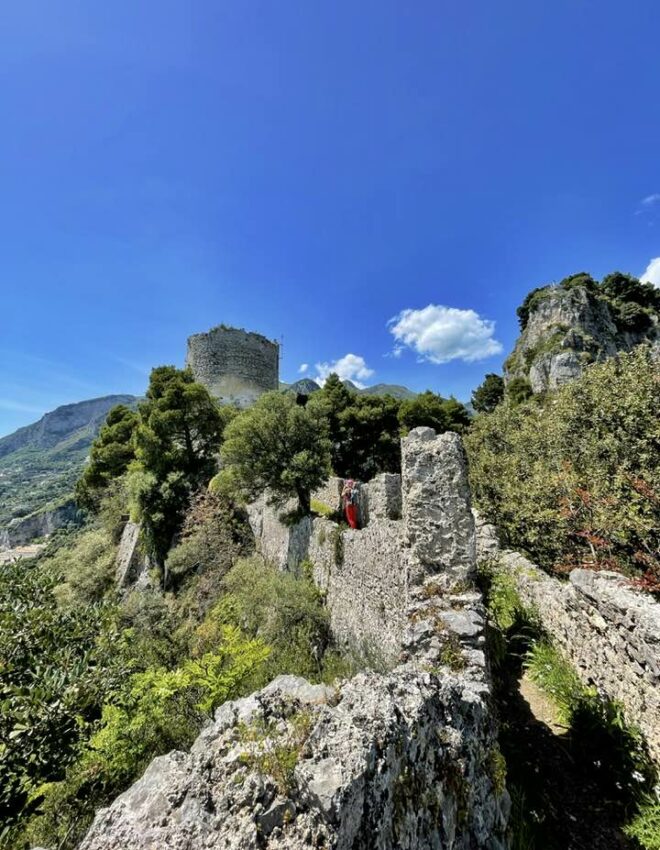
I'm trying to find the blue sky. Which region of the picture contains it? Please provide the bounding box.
[2,1,660,436]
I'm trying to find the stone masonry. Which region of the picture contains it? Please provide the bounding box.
[77,428,509,850]
[186,325,279,407]
[475,515,660,764]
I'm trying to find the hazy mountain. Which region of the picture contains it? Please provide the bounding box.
[0,395,138,529]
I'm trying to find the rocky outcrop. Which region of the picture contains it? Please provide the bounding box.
[504,285,659,393]
[402,429,475,584]
[115,522,152,590]
[0,499,82,549]
[77,429,509,849]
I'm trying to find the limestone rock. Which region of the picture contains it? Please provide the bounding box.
[402,428,475,580]
[504,284,659,393]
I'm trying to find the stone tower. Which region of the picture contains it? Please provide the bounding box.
[186,325,279,407]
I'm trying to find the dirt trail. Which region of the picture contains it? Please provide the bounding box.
[498,668,635,849]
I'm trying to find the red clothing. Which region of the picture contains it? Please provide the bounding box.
[345,502,358,529]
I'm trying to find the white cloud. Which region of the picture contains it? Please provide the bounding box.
[388,304,503,364]
[298,363,309,374]
[314,353,374,388]
[641,194,660,206]
[641,257,660,287]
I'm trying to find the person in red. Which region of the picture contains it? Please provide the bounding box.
[341,478,359,529]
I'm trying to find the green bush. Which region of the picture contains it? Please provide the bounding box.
[625,799,660,849]
[44,527,117,606]
[466,346,660,585]
[195,556,331,683]
[24,625,270,850]
[0,559,123,842]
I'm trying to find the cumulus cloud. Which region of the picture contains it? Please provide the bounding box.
[298,363,309,374]
[641,257,660,287]
[314,353,374,387]
[388,304,503,364]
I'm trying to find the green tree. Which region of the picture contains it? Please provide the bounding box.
[601,271,660,312]
[472,374,505,413]
[221,391,331,513]
[399,390,470,434]
[129,367,225,565]
[75,405,138,511]
[506,376,533,405]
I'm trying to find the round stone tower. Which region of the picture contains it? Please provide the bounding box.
[186,325,279,407]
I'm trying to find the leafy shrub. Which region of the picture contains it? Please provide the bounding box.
[238,708,314,795]
[466,347,660,586]
[625,798,660,849]
[0,559,123,841]
[44,527,117,606]
[195,556,331,683]
[398,391,470,435]
[24,625,270,849]
[525,641,656,803]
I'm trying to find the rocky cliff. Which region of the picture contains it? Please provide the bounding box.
[504,276,660,393]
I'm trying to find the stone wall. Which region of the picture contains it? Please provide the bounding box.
[248,432,476,663]
[475,515,660,764]
[186,325,279,407]
[77,428,509,850]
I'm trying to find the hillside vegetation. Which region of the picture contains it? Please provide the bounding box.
[466,345,660,590]
[0,396,137,530]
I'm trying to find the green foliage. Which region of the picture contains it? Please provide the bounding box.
[505,376,533,405]
[76,405,138,511]
[196,556,331,683]
[466,347,660,584]
[525,641,656,803]
[0,558,123,839]
[625,799,660,849]
[309,375,402,480]
[27,625,269,850]
[44,527,117,606]
[165,490,251,595]
[398,390,470,435]
[524,641,585,726]
[472,373,505,413]
[221,391,331,513]
[129,366,225,564]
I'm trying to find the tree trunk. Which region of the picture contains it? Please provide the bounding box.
[296,487,311,515]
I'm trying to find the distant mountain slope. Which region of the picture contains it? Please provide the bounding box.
[281,379,417,400]
[0,395,137,529]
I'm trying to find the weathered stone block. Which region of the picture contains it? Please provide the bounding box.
[402,428,475,581]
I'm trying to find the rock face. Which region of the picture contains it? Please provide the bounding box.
[504,285,659,393]
[0,395,137,459]
[115,522,152,590]
[77,429,509,849]
[0,499,82,549]
[186,325,279,407]
[402,429,475,583]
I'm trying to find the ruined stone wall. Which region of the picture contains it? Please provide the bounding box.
[77,429,509,850]
[186,325,279,407]
[475,516,660,764]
